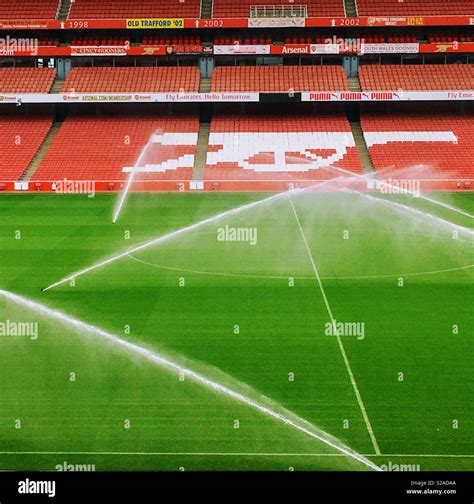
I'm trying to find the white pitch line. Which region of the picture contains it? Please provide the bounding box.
[42,190,294,292]
[127,251,474,281]
[0,289,381,472]
[0,451,471,458]
[288,193,381,456]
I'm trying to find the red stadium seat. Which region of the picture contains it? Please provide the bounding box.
[212,0,345,18]
[68,0,200,19]
[62,67,200,93]
[32,115,200,182]
[359,65,474,91]
[0,116,52,181]
[0,68,56,93]
[0,0,60,20]
[361,114,474,181]
[205,112,363,182]
[357,0,473,16]
[211,66,349,92]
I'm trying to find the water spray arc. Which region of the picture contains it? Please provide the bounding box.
[0,289,381,471]
[43,190,297,292]
[344,189,474,238]
[112,133,158,224]
[327,165,474,220]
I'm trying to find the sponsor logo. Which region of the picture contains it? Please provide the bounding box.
[435,42,459,53]
[70,44,129,56]
[142,46,166,55]
[207,130,458,173]
[207,132,355,172]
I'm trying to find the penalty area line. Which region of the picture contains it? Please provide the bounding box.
[288,192,382,457]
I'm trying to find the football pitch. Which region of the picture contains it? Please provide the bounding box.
[0,191,472,472]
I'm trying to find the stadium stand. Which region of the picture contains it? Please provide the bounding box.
[32,114,199,181]
[428,34,474,43]
[142,34,202,49]
[205,110,363,184]
[356,0,474,16]
[62,67,200,93]
[211,66,349,92]
[214,33,420,45]
[0,68,56,93]
[361,113,473,182]
[359,64,474,91]
[212,0,345,18]
[68,0,201,19]
[0,0,59,20]
[0,116,52,180]
[71,35,130,46]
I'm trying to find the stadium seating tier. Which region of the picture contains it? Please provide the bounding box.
[211,66,349,92]
[0,116,52,180]
[359,65,474,91]
[205,113,364,182]
[68,0,200,19]
[0,68,56,94]
[361,114,473,181]
[62,67,200,93]
[357,0,474,16]
[33,115,199,181]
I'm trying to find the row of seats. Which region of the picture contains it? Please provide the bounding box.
[0,0,59,20]
[1,65,472,94]
[1,0,471,20]
[359,64,474,91]
[62,67,200,93]
[0,68,56,93]
[33,115,200,181]
[0,116,52,180]
[68,0,201,19]
[212,0,344,18]
[71,36,129,46]
[1,33,468,48]
[1,111,472,184]
[428,34,474,43]
[211,66,349,92]
[361,114,473,180]
[142,35,202,46]
[356,0,474,16]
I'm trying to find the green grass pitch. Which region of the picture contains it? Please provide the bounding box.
[0,191,472,472]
